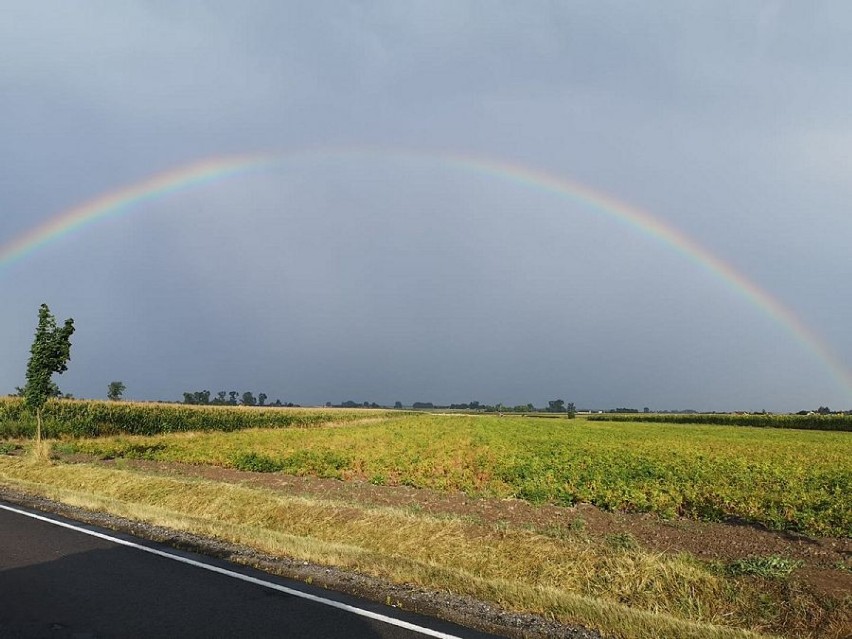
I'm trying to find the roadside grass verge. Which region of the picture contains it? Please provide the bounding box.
[61,414,852,537]
[0,455,812,639]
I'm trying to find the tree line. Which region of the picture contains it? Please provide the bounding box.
[181,390,298,407]
[405,399,577,416]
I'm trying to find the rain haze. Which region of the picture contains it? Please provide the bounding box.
[2,1,850,412]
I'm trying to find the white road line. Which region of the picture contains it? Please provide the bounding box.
[0,502,466,639]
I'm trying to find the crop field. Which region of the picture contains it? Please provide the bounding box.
[0,396,389,437]
[57,411,852,537]
[587,412,852,432]
[1,401,850,638]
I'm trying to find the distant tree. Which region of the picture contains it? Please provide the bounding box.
[258,393,267,406]
[548,399,565,413]
[107,381,126,401]
[228,391,239,406]
[213,391,227,405]
[566,402,576,418]
[241,391,256,406]
[23,304,75,443]
[394,401,403,409]
[182,390,211,405]
[817,406,831,415]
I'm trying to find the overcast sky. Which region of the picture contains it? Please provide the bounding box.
[2,1,851,411]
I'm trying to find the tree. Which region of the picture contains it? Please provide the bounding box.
[107,381,126,401]
[258,393,267,406]
[24,304,75,442]
[548,399,565,413]
[241,391,256,406]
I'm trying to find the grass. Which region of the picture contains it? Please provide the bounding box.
[62,413,852,537]
[728,556,804,579]
[0,454,810,639]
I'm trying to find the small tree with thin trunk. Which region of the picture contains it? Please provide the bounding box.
[107,381,126,401]
[24,304,75,443]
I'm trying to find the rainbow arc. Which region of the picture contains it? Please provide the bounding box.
[2,147,850,397]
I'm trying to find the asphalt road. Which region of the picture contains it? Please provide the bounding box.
[0,502,502,639]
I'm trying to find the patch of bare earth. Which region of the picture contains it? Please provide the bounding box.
[98,458,852,601]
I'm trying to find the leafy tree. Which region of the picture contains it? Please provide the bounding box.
[107,381,126,401]
[228,391,239,406]
[394,401,403,409]
[23,304,75,442]
[548,399,565,413]
[258,393,267,406]
[566,401,576,418]
[241,391,256,406]
[181,390,211,405]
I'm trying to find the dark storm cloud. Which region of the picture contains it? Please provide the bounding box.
[2,1,850,410]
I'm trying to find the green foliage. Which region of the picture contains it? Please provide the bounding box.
[232,452,283,473]
[0,396,389,438]
[230,449,351,477]
[587,412,852,432]
[727,556,803,579]
[0,442,19,455]
[107,381,126,402]
[605,532,640,551]
[23,304,74,414]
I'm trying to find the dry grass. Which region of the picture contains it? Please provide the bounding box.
[0,454,795,639]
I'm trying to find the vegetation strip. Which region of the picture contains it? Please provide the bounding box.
[586,413,852,432]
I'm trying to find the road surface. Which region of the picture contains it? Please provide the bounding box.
[0,501,502,638]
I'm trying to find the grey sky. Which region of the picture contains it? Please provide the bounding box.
[2,1,850,411]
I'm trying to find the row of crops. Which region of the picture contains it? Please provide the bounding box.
[587,412,852,431]
[0,397,389,438]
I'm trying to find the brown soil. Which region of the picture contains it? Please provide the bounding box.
[99,457,852,600]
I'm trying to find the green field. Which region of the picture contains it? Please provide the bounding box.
[0,396,388,437]
[54,409,852,537]
[588,412,852,431]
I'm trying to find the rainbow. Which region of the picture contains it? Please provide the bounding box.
[2,147,850,397]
